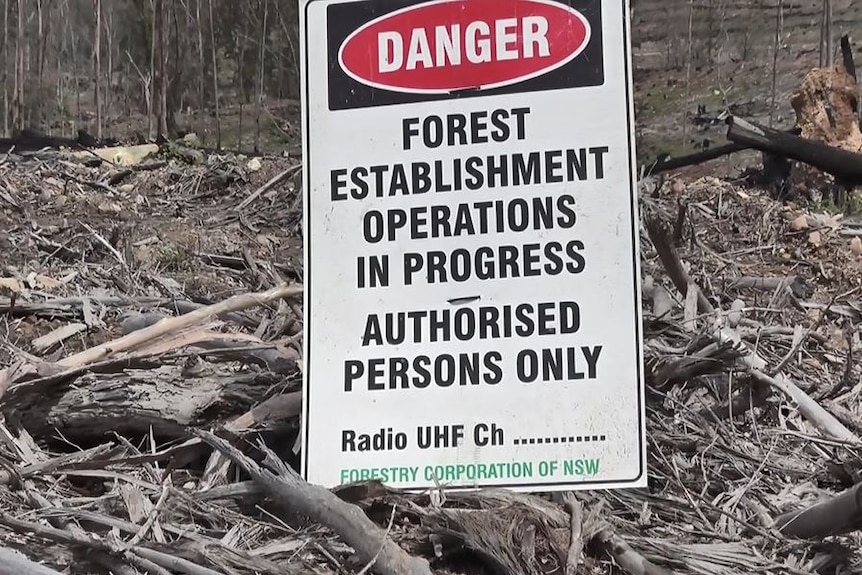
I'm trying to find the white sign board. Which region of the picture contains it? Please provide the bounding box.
[300,0,646,492]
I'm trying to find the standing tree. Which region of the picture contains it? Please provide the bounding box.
[94,0,102,138]
[820,0,833,68]
[255,0,267,154]
[236,7,247,149]
[209,0,220,148]
[3,0,8,136]
[13,0,23,133]
[153,0,167,137]
[0,0,303,149]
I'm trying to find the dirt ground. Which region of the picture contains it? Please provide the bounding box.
[1,129,862,574]
[0,144,304,364]
[5,13,862,574]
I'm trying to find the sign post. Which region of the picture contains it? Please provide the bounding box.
[300,0,646,492]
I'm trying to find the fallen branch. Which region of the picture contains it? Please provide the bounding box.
[199,391,303,489]
[106,160,169,186]
[57,283,302,369]
[724,276,810,299]
[0,513,225,575]
[197,252,299,280]
[649,340,744,387]
[0,443,114,486]
[727,337,858,443]
[648,142,750,175]
[564,495,584,575]
[0,283,303,402]
[0,546,64,575]
[726,115,862,185]
[195,430,434,575]
[771,481,862,538]
[645,210,858,443]
[644,213,714,315]
[236,165,301,211]
[0,295,165,318]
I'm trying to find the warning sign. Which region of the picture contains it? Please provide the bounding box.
[299,0,646,492]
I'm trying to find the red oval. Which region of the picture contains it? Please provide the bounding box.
[338,0,591,94]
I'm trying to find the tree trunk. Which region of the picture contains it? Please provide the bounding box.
[683,0,693,145]
[148,0,156,140]
[208,0,220,148]
[70,3,80,133]
[3,0,8,137]
[105,4,113,114]
[195,0,204,138]
[93,0,102,139]
[255,0,268,154]
[55,3,64,134]
[727,116,862,186]
[769,0,783,127]
[168,0,179,134]
[826,0,834,68]
[158,0,168,137]
[237,7,247,150]
[14,0,23,133]
[35,0,42,127]
[152,0,167,138]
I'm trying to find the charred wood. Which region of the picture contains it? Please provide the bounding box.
[648,127,800,176]
[726,116,862,186]
[842,34,857,84]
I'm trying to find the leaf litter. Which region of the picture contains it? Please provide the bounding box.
[0,142,862,574]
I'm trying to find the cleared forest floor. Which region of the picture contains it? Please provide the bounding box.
[631,0,862,175]
[0,127,861,574]
[2,4,862,574]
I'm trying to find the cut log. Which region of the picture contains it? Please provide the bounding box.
[70,143,159,166]
[726,116,862,186]
[772,482,862,538]
[2,363,296,441]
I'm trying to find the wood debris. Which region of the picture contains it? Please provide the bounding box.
[4,82,862,575]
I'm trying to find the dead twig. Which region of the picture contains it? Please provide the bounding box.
[0,513,223,575]
[645,209,859,444]
[122,481,170,549]
[195,430,435,575]
[236,165,301,211]
[564,495,584,575]
[0,283,303,401]
[596,528,677,575]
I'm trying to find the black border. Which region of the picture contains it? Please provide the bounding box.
[324,0,605,111]
[301,0,645,491]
